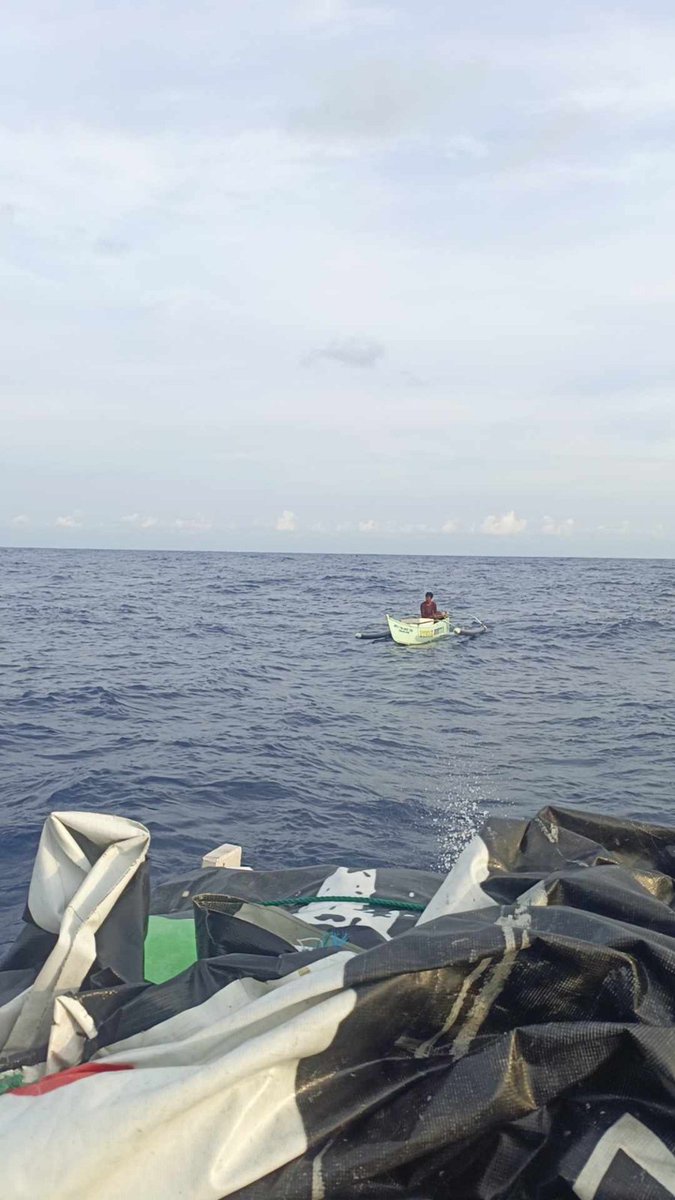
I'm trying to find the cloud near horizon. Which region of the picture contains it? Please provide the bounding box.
[275,510,298,532]
[480,512,528,537]
[541,516,575,536]
[2,507,671,554]
[54,515,83,530]
[123,514,159,530]
[174,517,213,533]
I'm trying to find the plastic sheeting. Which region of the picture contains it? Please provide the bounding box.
[2,806,675,1197]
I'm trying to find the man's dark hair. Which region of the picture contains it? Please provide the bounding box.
[425,591,433,598]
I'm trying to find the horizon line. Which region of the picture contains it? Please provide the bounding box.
[1,542,673,563]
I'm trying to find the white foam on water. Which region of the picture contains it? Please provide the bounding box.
[427,774,492,874]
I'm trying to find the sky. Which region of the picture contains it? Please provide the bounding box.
[1,0,674,557]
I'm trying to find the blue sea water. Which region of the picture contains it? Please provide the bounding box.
[1,548,674,945]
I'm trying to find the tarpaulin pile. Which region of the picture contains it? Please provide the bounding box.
[2,808,675,1198]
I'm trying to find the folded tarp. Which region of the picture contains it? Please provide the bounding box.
[1,806,675,1198]
[0,811,149,1067]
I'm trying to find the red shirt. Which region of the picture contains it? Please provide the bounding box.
[420,599,438,618]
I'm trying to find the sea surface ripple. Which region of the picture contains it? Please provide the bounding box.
[1,548,674,943]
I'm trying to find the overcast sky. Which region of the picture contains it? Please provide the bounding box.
[1,0,674,557]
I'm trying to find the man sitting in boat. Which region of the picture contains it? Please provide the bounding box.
[420,592,448,621]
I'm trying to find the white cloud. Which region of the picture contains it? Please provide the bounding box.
[10,514,30,527]
[444,134,488,161]
[389,521,429,534]
[313,336,385,368]
[289,57,459,143]
[358,518,379,532]
[480,511,527,536]
[55,514,83,529]
[541,516,575,536]
[0,124,170,239]
[564,80,675,120]
[595,520,632,536]
[123,513,159,529]
[293,0,394,30]
[275,509,297,532]
[294,0,343,22]
[173,516,213,533]
[441,518,459,534]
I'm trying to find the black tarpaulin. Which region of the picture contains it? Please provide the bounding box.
[1,806,675,1198]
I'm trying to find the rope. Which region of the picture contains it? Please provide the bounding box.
[260,895,426,913]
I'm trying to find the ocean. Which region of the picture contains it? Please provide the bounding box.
[1,548,673,945]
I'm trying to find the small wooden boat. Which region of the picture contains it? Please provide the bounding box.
[386,614,451,646]
[356,615,487,645]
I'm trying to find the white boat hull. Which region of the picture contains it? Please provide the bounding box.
[386,614,451,646]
